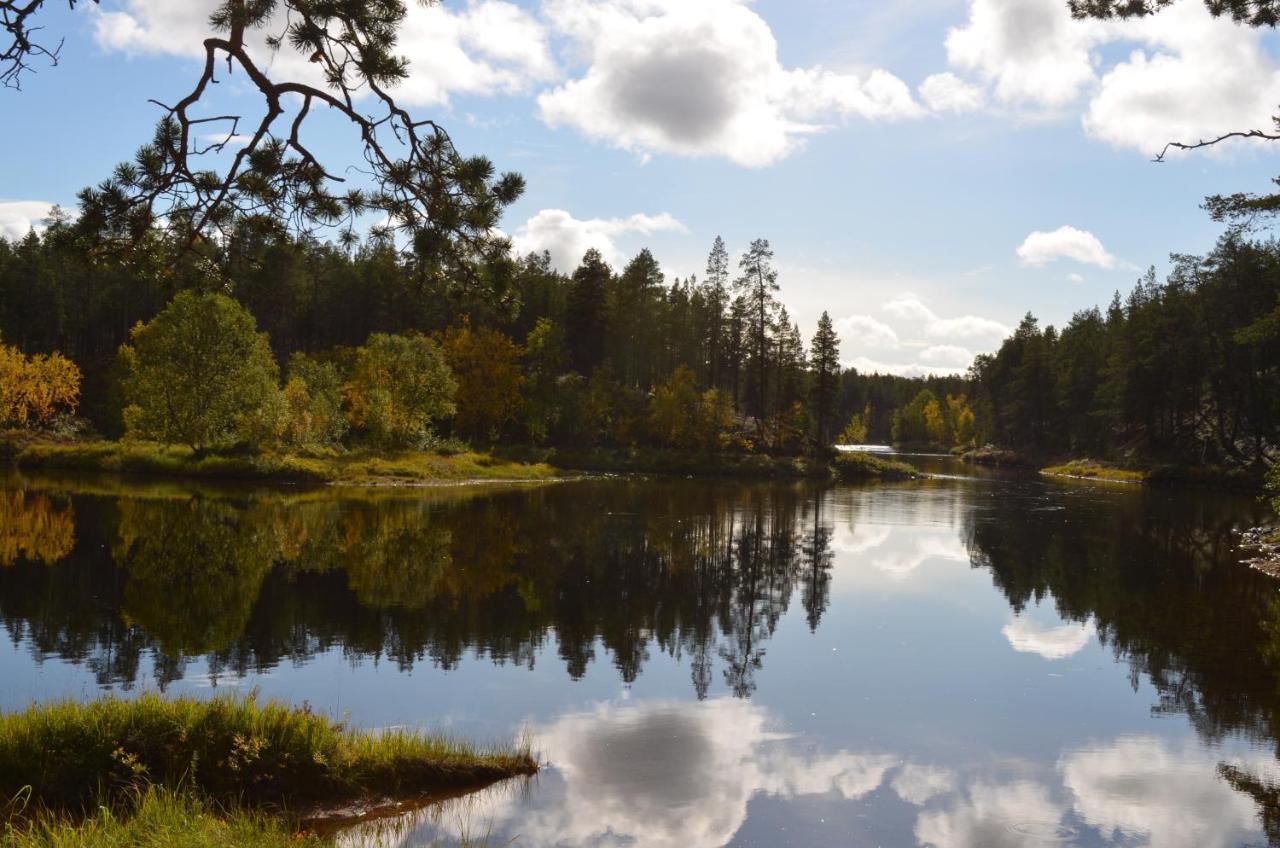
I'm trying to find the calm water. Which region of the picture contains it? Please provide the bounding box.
[3,460,1280,847]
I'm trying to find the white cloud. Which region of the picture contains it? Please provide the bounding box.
[945,0,1101,107]
[1083,3,1280,155]
[943,0,1280,154]
[836,315,900,350]
[1067,272,1085,285]
[0,201,56,239]
[537,0,922,167]
[93,0,555,107]
[883,293,1010,343]
[919,345,974,368]
[1017,225,1125,269]
[847,356,960,379]
[919,72,986,114]
[510,208,686,272]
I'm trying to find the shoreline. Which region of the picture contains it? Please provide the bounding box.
[2,437,925,488]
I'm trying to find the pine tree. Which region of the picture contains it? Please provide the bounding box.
[566,249,611,376]
[703,237,730,389]
[734,239,780,430]
[810,311,841,448]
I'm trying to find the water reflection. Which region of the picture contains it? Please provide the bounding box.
[0,478,835,697]
[0,487,74,566]
[338,698,1280,848]
[5,471,1280,845]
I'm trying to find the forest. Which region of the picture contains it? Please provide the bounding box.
[0,220,974,458]
[971,235,1280,469]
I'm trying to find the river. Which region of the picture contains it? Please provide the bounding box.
[1,457,1277,847]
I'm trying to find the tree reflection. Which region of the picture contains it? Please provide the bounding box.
[0,480,834,698]
[0,488,74,566]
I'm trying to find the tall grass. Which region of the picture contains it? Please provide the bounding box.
[1,787,322,848]
[0,694,535,812]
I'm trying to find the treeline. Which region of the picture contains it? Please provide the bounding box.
[971,236,1280,466]
[0,220,961,453]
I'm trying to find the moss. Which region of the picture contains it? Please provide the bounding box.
[0,694,535,812]
[831,451,919,481]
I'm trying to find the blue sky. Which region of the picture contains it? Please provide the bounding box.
[2,0,1279,375]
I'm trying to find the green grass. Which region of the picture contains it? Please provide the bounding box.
[1,788,323,848]
[831,451,919,481]
[1041,460,1148,484]
[0,693,536,812]
[5,438,559,487]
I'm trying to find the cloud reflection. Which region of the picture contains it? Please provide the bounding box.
[337,707,1278,848]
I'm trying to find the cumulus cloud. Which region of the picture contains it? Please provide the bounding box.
[945,0,1101,107]
[943,0,1280,154]
[1083,3,1280,154]
[836,315,900,350]
[510,208,686,272]
[919,345,974,368]
[537,0,922,167]
[919,72,986,114]
[0,201,56,239]
[1017,226,1127,269]
[93,0,555,106]
[883,293,1010,342]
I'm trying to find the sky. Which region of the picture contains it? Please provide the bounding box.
[2,0,1280,376]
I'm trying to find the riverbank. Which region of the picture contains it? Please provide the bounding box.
[959,447,1266,492]
[2,436,917,487]
[0,694,535,845]
[2,437,561,486]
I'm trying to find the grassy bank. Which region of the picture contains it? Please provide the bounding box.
[0,694,535,813]
[1041,460,1147,484]
[1040,459,1264,491]
[2,788,323,848]
[832,451,920,482]
[3,437,559,486]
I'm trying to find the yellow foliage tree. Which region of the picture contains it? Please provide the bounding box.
[0,336,81,429]
[947,394,977,448]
